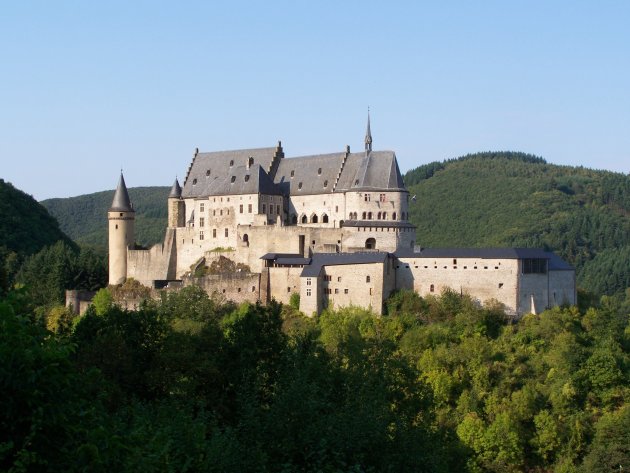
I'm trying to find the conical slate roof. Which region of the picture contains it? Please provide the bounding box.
[169,178,182,198]
[109,173,134,212]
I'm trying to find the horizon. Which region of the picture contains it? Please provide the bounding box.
[2,1,629,201]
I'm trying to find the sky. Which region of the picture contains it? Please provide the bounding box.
[1,1,629,200]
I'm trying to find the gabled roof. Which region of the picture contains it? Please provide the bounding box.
[199,164,282,196]
[301,252,389,277]
[182,147,278,198]
[109,173,134,212]
[274,152,345,195]
[334,151,406,191]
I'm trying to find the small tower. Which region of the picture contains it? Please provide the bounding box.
[108,172,135,285]
[167,177,185,228]
[365,109,373,152]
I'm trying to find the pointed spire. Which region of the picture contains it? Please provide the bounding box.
[109,172,134,212]
[365,108,372,152]
[168,177,182,198]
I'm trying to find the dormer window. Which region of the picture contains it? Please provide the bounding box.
[231,176,236,183]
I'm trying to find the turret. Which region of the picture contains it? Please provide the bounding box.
[167,177,185,228]
[108,172,135,285]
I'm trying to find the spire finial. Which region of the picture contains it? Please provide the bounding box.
[365,108,372,152]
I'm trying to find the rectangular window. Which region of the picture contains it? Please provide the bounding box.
[324,275,332,281]
[522,258,547,274]
[213,229,216,238]
[248,204,252,213]
[277,205,280,214]
[199,231,204,240]
[379,193,386,202]
[262,204,266,213]
[200,203,205,212]
[344,289,349,294]
[306,278,311,286]
[239,204,243,213]
[224,228,228,237]
[270,205,274,214]
[334,288,339,294]
[306,288,311,297]
[199,217,205,227]
[213,210,216,216]
[337,276,341,282]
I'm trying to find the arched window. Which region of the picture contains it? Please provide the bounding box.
[291,214,298,224]
[392,212,397,220]
[322,214,329,223]
[377,212,381,219]
[365,238,376,249]
[243,233,249,243]
[362,211,367,219]
[382,212,387,219]
[301,214,308,224]
[311,214,319,223]
[339,220,344,227]
[368,212,373,220]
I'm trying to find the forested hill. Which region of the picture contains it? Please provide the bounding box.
[42,186,170,248]
[405,152,630,296]
[0,178,74,255]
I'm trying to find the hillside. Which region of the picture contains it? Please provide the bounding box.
[42,186,170,248]
[0,178,74,255]
[405,152,630,296]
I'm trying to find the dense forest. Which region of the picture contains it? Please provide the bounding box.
[42,186,170,248]
[1,282,628,472]
[40,153,630,297]
[405,152,630,297]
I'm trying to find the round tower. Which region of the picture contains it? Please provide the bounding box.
[167,177,185,228]
[108,172,135,285]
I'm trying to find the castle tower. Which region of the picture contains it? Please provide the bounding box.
[167,177,185,228]
[365,109,372,152]
[108,172,135,285]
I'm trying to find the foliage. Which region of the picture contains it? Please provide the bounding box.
[41,186,170,249]
[404,152,630,296]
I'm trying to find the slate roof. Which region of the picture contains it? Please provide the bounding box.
[394,248,574,270]
[198,164,282,196]
[274,153,345,195]
[301,252,390,277]
[109,173,134,212]
[182,147,278,197]
[343,220,416,229]
[168,178,182,198]
[334,151,406,191]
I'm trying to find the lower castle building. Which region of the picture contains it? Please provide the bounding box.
[107,118,576,317]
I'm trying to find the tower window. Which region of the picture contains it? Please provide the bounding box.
[430,284,435,292]
[366,275,370,283]
[323,180,328,187]
[244,175,250,182]
[290,170,295,177]
[318,168,322,175]
[225,228,228,237]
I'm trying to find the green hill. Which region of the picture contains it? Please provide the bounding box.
[42,186,170,249]
[405,152,630,296]
[0,178,74,255]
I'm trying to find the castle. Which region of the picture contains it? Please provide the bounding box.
[108,116,576,317]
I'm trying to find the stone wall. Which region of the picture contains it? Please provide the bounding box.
[184,272,262,304]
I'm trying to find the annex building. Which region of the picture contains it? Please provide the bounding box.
[107,117,576,317]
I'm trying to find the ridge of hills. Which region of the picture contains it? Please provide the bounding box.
[39,153,630,297]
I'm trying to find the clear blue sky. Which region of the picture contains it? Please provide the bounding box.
[1,1,629,200]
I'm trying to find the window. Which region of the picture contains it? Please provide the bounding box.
[499,283,504,288]
[392,212,397,220]
[248,204,252,213]
[380,193,386,202]
[287,287,291,293]
[213,210,216,216]
[306,289,311,297]
[251,286,256,292]
[229,160,234,166]
[199,217,205,227]
[244,175,250,182]
[206,169,211,176]
[239,204,243,213]
[344,289,349,294]
[306,278,311,286]
[354,179,359,185]
[290,170,295,177]
[337,276,341,282]
[192,179,197,185]
[377,212,381,219]
[224,228,228,237]
[231,176,236,183]
[301,215,308,224]
[362,211,367,219]
[367,212,372,220]
[200,203,205,212]
[213,229,216,238]
[248,157,254,167]
[262,204,266,213]
[323,180,328,187]
[115,224,118,229]
[364,194,371,202]
[324,275,332,281]
[453,259,457,265]
[322,214,328,223]
[382,212,387,219]
[522,258,547,274]
[430,284,435,293]
[270,205,274,214]
[298,182,303,190]
[335,288,339,294]
[311,214,318,223]
[199,231,204,240]
[318,168,322,175]
[366,275,371,283]
[277,205,280,214]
